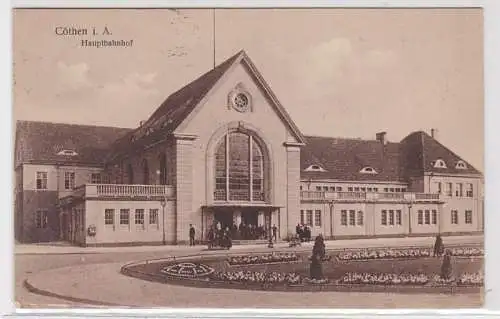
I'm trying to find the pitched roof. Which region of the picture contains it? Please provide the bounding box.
[107,49,305,160]
[300,132,481,181]
[107,50,242,159]
[301,136,403,182]
[413,131,481,175]
[14,121,131,167]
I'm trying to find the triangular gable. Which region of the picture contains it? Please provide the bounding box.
[174,50,306,144]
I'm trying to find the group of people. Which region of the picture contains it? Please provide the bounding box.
[296,223,312,242]
[207,222,233,249]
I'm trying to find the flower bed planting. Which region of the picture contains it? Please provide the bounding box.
[210,270,302,285]
[338,272,429,285]
[337,247,483,261]
[228,252,299,265]
[161,262,215,278]
[458,272,484,286]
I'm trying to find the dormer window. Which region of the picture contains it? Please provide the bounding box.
[455,160,467,169]
[57,149,78,156]
[360,167,377,174]
[433,159,447,169]
[305,164,326,172]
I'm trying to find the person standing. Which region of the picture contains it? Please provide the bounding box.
[272,224,277,242]
[189,224,196,246]
[434,234,443,257]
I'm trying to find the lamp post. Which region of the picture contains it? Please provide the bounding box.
[160,196,166,245]
[407,202,413,236]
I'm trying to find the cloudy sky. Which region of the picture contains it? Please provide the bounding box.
[13,8,483,171]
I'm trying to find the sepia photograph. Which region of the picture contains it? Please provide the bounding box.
[12,7,484,309]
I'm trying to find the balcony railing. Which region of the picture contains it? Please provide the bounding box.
[301,190,442,202]
[69,184,175,199]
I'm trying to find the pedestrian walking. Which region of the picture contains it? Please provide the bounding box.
[189,224,196,246]
[272,224,277,242]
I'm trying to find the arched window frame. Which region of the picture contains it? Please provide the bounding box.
[360,167,378,174]
[433,159,447,169]
[455,160,467,169]
[214,130,266,202]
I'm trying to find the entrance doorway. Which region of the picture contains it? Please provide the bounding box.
[213,210,233,230]
[241,210,258,226]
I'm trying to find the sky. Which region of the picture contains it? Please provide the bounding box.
[12,8,484,171]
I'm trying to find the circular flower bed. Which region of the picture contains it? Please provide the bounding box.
[228,252,299,265]
[161,262,215,278]
[339,272,429,285]
[337,247,483,261]
[458,272,484,286]
[210,270,302,285]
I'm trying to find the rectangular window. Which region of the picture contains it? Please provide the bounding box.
[390,188,395,192]
[465,210,473,224]
[135,209,145,225]
[341,210,347,226]
[360,187,366,192]
[396,210,402,225]
[120,209,130,225]
[354,187,360,192]
[299,185,303,191]
[336,186,342,192]
[432,210,438,225]
[451,210,459,224]
[314,210,322,226]
[395,188,401,193]
[36,172,48,190]
[149,209,159,225]
[306,210,313,226]
[349,210,356,226]
[322,186,329,191]
[35,209,48,228]
[316,186,322,191]
[466,183,474,197]
[401,188,407,192]
[300,210,305,225]
[417,210,423,225]
[329,186,335,192]
[424,210,430,225]
[91,173,101,184]
[389,210,394,225]
[381,210,387,225]
[384,188,389,192]
[436,182,442,194]
[456,183,463,197]
[347,187,353,192]
[367,187,373,192]
[104,209,114,225]
[373,188,379,192]
[64,171,75,190]
[445,183,453,196]
[357,211,364,226]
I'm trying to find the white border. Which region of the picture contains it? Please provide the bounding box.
[4,0,500,317]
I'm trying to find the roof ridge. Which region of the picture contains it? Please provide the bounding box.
[16,120,133,131]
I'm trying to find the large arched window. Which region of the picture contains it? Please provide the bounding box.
[214,131,265,202]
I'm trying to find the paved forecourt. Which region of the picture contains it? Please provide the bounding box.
[19,235,483,308]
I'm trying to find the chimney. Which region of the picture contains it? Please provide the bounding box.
[431,128,438,140]
[139,121,144,127]
[376,132,387,145]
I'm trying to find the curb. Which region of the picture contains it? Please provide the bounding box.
[23,279,123,307]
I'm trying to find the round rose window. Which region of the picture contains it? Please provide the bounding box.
[161,262,215,278]
[232,93,250,112]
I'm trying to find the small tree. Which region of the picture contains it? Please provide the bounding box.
[312,234,326,259]
[441,249,453,280]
